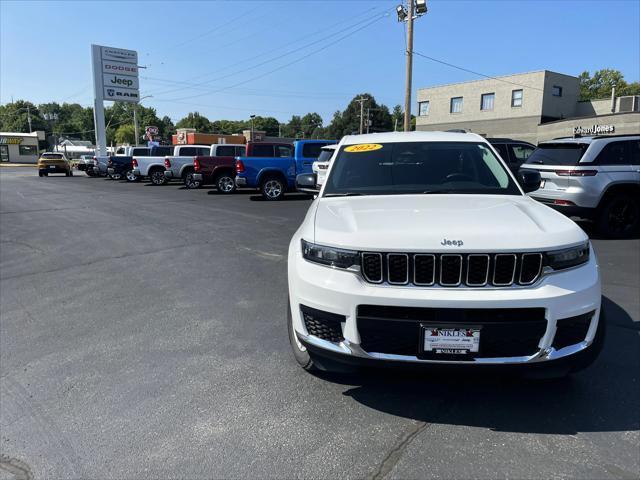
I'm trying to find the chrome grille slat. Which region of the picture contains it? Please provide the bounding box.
[466,254,490,286]
[360,252,543,288]
[414,254,436,285]
[519,253,543,285]
[387,253,409,285]
[440,254,463,286]
[492,254,517,286]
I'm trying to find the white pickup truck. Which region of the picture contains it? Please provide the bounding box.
[164,143,246,188]
[132,145,210,185]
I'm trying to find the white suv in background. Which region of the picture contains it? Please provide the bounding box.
[522,135,639,238]
[288,132,603,377]
[311,144,338,186]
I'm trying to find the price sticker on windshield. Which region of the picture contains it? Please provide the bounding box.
[344,144,383,153]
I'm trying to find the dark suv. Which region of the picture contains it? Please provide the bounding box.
[488,138,537,173]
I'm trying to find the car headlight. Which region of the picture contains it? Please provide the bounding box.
[545,242,590,270]
[301,239,360,269]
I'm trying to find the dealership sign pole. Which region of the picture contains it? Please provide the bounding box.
[91,44,140,157]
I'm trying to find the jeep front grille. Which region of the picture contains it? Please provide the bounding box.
[360,252,543,288]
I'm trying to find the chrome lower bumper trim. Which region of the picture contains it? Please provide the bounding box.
[297,332,591,365]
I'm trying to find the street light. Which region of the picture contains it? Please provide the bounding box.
[397,1,428,131]
[134,95,153,146]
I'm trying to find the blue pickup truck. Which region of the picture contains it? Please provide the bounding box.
[235,139,336,200]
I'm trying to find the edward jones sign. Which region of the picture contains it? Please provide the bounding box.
[574,124,615,135]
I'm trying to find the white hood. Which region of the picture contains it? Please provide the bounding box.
[313,195,586,252]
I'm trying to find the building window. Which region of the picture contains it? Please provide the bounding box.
[418,101,430,116]
[450,97,463,114]
[552,85,563,97]
[511,89,523,107]
[481,93,495,111]
[18,145,38,156]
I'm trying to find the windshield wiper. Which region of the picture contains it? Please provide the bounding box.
[324,192,366,197]
[421,190,454,194]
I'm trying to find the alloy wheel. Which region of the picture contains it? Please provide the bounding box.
[264,179,282,199]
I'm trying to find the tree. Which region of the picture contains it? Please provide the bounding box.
[0,100,47,133]
[252,116,280,137]
[175,112,211,132]
[281,115,302,138]
[325,94,393,138]
[391,105,403,132]
[579,69,640,101]
[300,112,323,138]
[114,124,136,144]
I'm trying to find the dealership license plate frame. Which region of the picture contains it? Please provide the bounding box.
[420,324,481,356]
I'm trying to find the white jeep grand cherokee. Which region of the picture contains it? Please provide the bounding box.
[287,132,604,376]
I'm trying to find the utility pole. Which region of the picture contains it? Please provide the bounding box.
[355,97,367,135]
[397,1,427,132]
[27,106,32,133]
[403,0,415,132]
[250,114,256,141]
[133,105,139,146]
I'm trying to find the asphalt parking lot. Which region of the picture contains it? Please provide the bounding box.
[1,167,638,480]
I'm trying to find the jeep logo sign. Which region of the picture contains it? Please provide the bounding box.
[103,73,139,90]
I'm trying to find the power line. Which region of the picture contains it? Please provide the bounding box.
[145,6,387,98]
[161,11,390,103]
[413,51,544,92]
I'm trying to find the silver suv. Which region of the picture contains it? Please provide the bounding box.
[521,135,640,238]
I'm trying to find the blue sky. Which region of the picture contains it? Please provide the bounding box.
[1,0,639,125]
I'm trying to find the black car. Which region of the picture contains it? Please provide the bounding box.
[487,138,536,173]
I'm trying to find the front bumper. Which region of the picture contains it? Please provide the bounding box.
[164,170,174,179]
[288,245,601,367]
[235,176,247,186]
[192,173,203,181]
[132,168,141,177]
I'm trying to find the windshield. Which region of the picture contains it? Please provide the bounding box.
[323,141,520,196]
[525,143,588,166]
[317,149,335,163]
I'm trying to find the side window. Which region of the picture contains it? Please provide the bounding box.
[595,141,630,166]
[132,148,149,156]
[301,143,327,158]
[510,144,536,162]
[196,147,210,156]
[216,146,235,157]
[236,146,246,156]
[276,145,293,157]
[493,144,511,163]
[252,145,274,157]
[179,147,196,156]
[627,140,640,165]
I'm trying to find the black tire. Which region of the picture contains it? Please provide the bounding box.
[215,172,236,194]
[125,170,139,182]
[183,171,201,189]
[596,193,640,239]
[260,175,285,200]
[38,171,43,177]
[69,170,73,177]
[287,298,316,371]
[149,168,167,186]
[43,172,48,177]
[65,170,70,177]
[86,170,95,177]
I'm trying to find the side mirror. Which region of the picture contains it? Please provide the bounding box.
[518,169,541,193]
[295,173,319,194]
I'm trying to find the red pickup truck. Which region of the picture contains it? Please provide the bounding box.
[188,144,246,191]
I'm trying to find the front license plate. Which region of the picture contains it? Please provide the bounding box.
[423,327,480,354]
[49,165,55,169]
